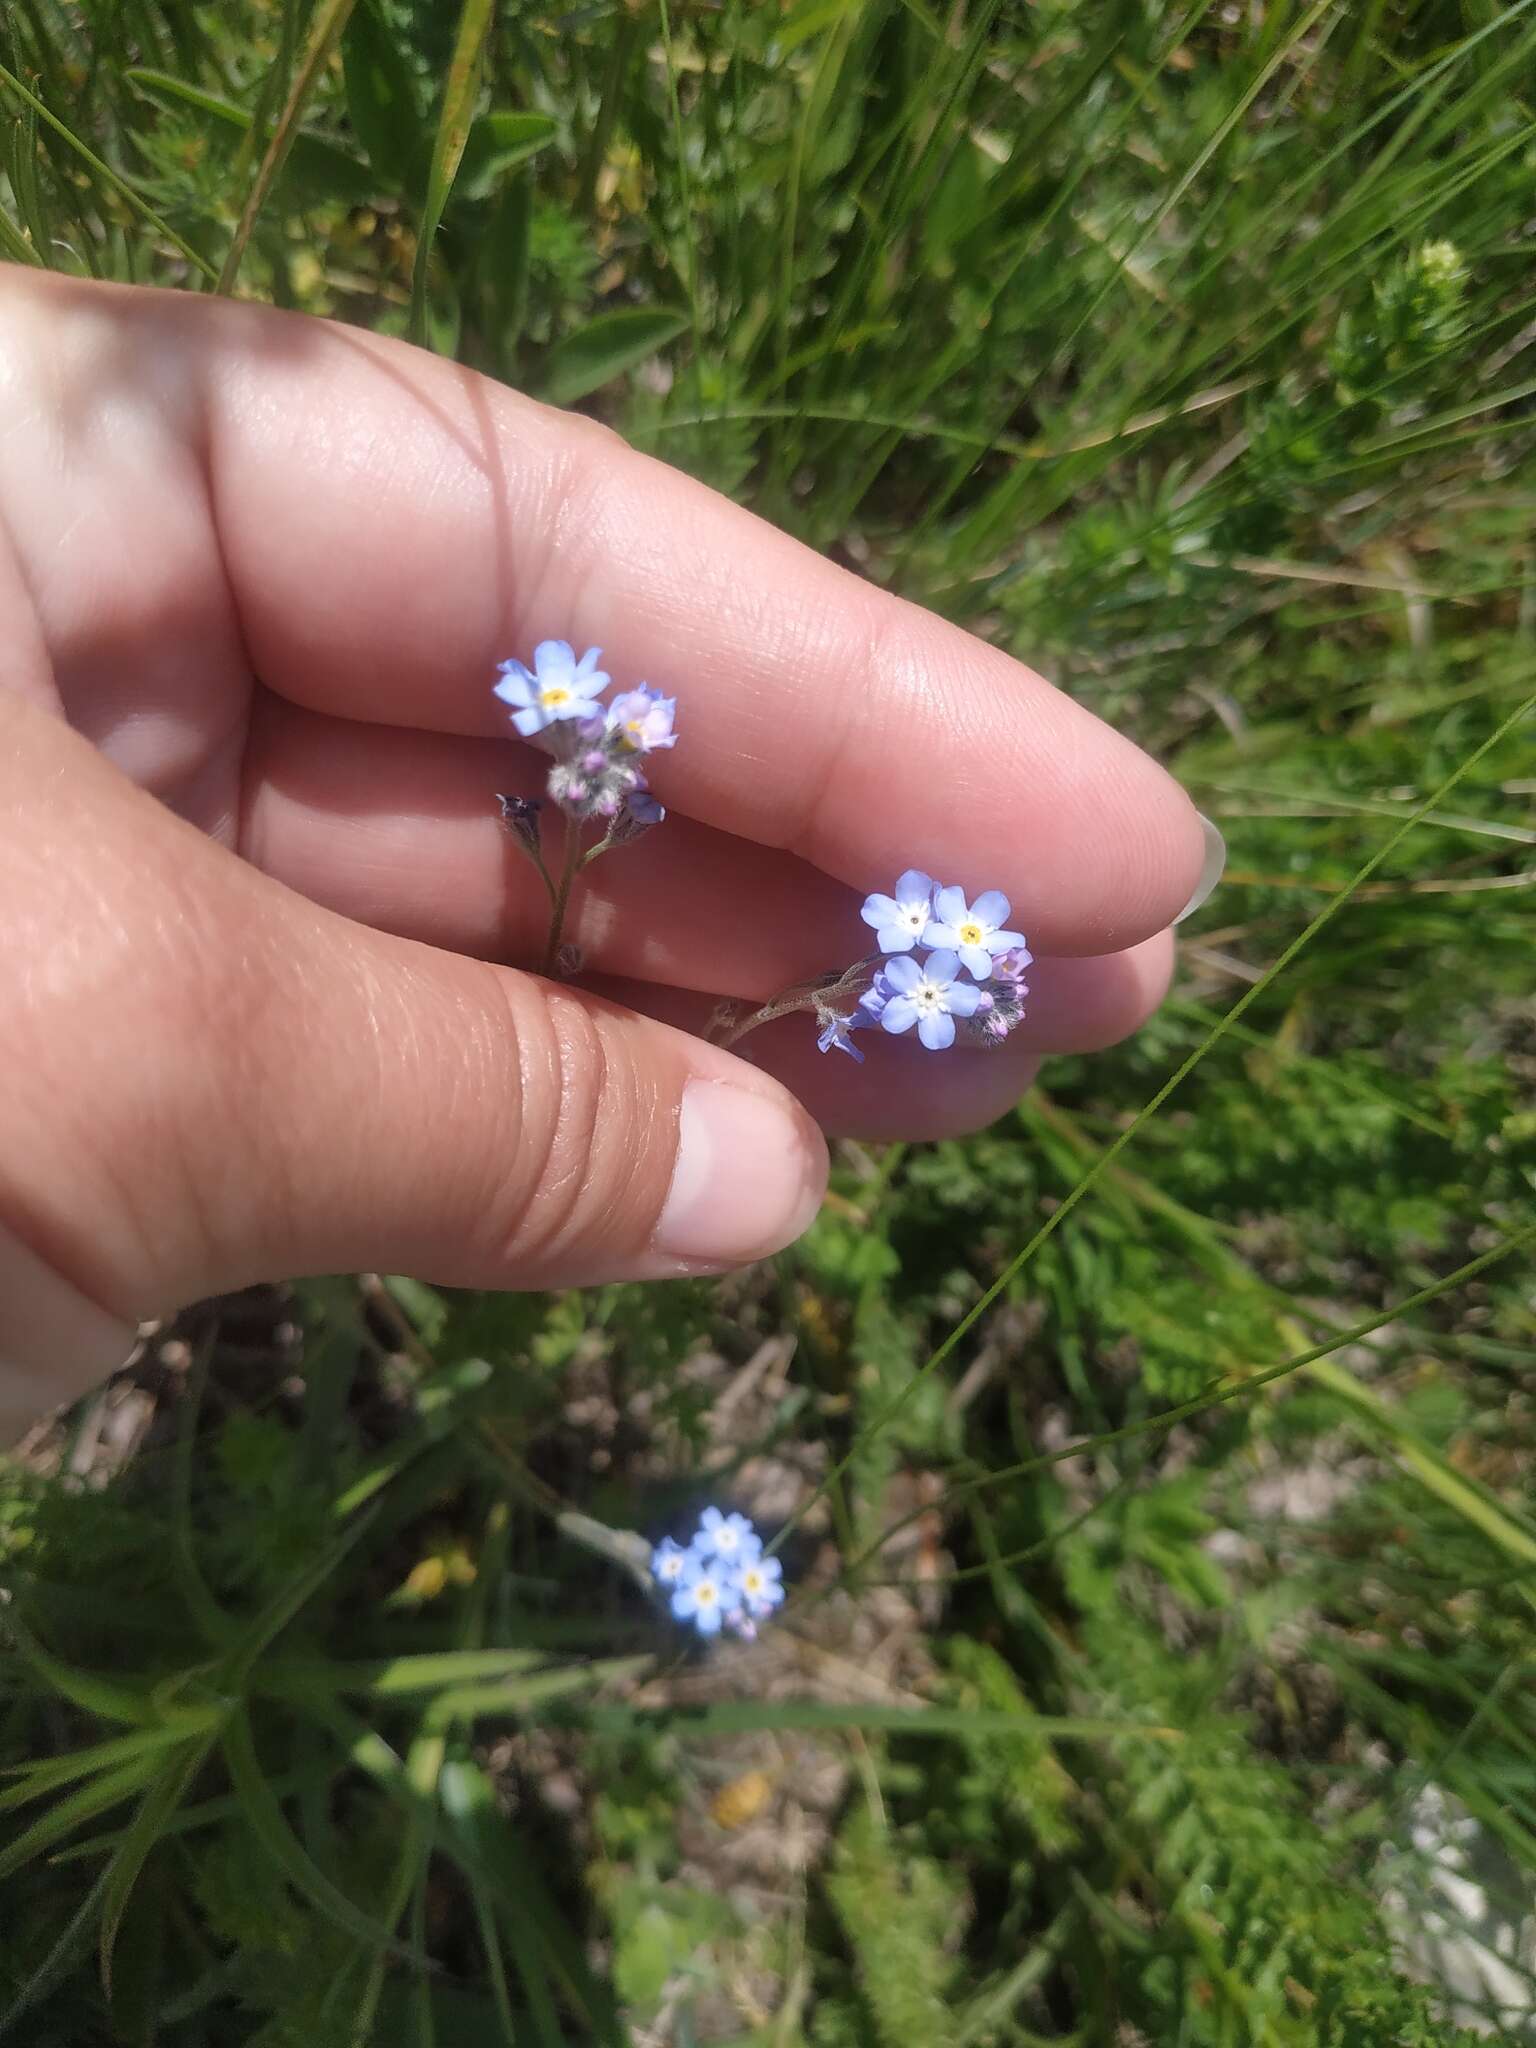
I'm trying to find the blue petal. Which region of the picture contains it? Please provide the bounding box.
[861,894,901,929]
[986,929,1027,954]
[923,949,960,984]
[876,926,917,953]
[533,639,577,680]
[512,706,547,736]
[894,868,936,908]
[881,996,920,1034]
[918,1011,956,1050]
[972,889,1011,927]
[695,1603,723,1636]
[882,956,923,993]
[574,646,605,678]
[947,981,985,1017]
[933,884,968,926]
[958,946,994,980]
[492,672,534,707]
[923,921,960,950]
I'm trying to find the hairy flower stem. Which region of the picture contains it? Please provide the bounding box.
[712,991,821,1050]
[709,955,882,1049]
[540,819,585,978]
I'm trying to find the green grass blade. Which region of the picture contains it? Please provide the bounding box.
[0,57,216,280]
[216,0,360,295]
[408,0,495,348]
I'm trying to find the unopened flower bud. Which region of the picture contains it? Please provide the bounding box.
[495,792,543,859]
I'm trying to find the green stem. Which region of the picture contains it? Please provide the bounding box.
[539,819,584,978]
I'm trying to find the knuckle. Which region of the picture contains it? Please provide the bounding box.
[488,978,667,1274]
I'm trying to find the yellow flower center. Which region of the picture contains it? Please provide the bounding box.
[742,1569,763,1595]
[540,684,572,709]
[958,920,985,947]
[695,1580,718,1607]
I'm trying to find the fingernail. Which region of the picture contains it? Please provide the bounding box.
[1174,812,1226,925]
[655,1079,826,1268]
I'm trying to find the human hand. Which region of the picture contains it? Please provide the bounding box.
[0,272,1220,1435]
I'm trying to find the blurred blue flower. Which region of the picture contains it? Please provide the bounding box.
[608,686,678,752]
[494,641,609,736]
[733,1554,785,1621]
[697,1506,762,1565]
[671,1557,728,1636]
[878,949,985,1051]
[650,1536,691,1589]
[860,869,937,953]
[924,886,1027,981]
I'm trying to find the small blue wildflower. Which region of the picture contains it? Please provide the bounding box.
[697,1506,762,1566]
[494,641,609,737]
[671,1555,728,1637]
[816,1010,866,1063]
[878,949,985,1051]
[607,686,678,753]
[860,869,937,953]
[733,1553,784,1621]
[923,887,1028,981]
[650,1537,691,1590]
[857,970,894,1026]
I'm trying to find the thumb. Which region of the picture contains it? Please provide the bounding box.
[0,700,827,1430]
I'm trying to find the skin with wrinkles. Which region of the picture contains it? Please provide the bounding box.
[0,272,1204,1435]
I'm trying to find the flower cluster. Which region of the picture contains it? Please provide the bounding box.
[650,1507,784,1641]
[494,639,676,834]
[811,870,1032,1060]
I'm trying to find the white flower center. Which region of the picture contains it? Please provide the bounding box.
[902,905,926,929]
[915,981,942,1012]
[958,920,985,947]
[660,1555,683,1579]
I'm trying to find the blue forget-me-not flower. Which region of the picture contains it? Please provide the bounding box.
[653,1507,781,1643]
[924,886,1029,981]
[493,641,610,736]
[860,868,938,953]
[877,949,986,1051]
[607,686,678,753]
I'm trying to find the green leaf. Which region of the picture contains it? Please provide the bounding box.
[257,1647,552,1702]
[108,1853,167,2048]
[218,1708,418,1963]
[0,1719,217,1813]
[454,110,556,202]
[409,0,496,347]
[0,1758,161,1884]
[342,0,423,190]
[124,67,376,205]
[540,307,690,407]
[99,1741,212,1996]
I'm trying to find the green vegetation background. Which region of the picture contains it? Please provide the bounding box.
[2,2,1534,2042]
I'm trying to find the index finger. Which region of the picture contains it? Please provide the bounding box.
[45,276,1210,956]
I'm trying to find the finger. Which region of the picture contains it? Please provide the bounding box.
[0,697,826,1429]
[5,274,1209,956]
[241,692,1177,1047]
[240,690,856,996]
[590,935,1173,1140]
